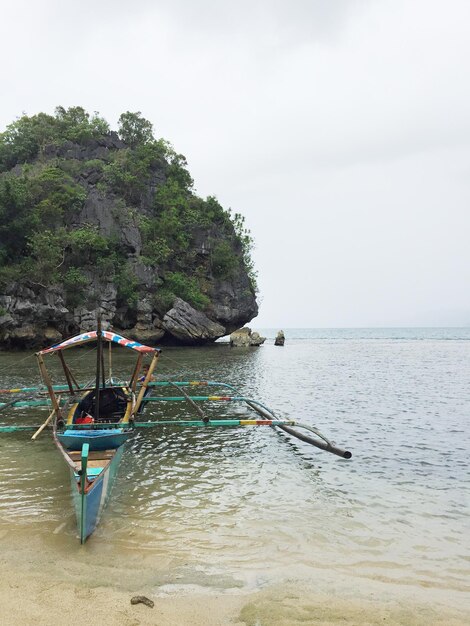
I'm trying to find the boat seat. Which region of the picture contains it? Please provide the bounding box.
[74,467,102,479]
[69,449,115,461]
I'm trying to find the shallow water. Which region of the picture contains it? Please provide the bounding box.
[0,329,469,616]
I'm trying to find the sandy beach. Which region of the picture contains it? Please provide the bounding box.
[2,553,469,626]
[2,577,469,625]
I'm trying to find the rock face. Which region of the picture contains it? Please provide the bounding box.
[274,330,285,346]
[0,285,71,349]
[162,298,225,344]
[229,327,266,347]
[0,132,259,349]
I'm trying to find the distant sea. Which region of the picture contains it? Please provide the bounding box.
[253,326,470,340]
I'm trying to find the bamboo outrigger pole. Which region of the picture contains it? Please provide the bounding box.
[199,380,352,459]
[140,380,352,459]
[242,398,351,459]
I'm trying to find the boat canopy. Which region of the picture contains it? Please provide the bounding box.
[38,331,160,355]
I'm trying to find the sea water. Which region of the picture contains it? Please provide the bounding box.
[0,328,469,622]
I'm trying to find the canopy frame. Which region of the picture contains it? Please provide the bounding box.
[34,330,161,428]
[37,330,160,356]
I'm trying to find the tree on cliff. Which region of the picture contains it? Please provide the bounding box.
[0,107,258,348]
[118,111,154,148]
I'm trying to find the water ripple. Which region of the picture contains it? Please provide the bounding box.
[0,337,469,593]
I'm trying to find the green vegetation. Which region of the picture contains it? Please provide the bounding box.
[103,140,167,205]
[27,229,65,285]
[0,107,257,313]
[211,241,239,279]
[163,272,210,310]
[0,106,109,172]
[114,263,140,309]
[232,212,258,292]
[118,111,154,148]
[62,267,88,308]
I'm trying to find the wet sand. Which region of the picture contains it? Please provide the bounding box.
[2,557,469,626]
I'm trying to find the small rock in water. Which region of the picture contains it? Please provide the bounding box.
[131,595,154,608]
[230,326,266,347]
[274,330,285,346]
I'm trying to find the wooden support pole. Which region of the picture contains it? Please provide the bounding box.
[67,367,81,391]
[58,352,75,395]
[108,342,113,383]
[101,342,106,389]
[95,316,102,419]
[130,354,144,393]
[31,408,55,440]
[36,354,62,421]
[132,352,159,417]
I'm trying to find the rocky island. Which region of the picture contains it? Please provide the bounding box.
[0,107,258,348]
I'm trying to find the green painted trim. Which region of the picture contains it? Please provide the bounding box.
[141,396,247,402]
[132,419,291,428]
[0,399,54,408]
[80,443,89,545]
[140,395,276,416]
[0,425,42,432]
[146,381,223,387]
[0,384,64,394]
[67,419,292,429]
[2,419,296,433]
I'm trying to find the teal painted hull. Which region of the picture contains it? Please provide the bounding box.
[58,429,130,451]
[70,445,125,543]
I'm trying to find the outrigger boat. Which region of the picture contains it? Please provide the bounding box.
[0,326,351,544]
[38,321,160,543]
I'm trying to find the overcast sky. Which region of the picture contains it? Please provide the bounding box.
[1,0,469,327]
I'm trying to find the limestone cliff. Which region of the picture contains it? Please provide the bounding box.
[0,108,258,348]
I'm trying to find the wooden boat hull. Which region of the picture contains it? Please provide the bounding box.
[69,445,125,543]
